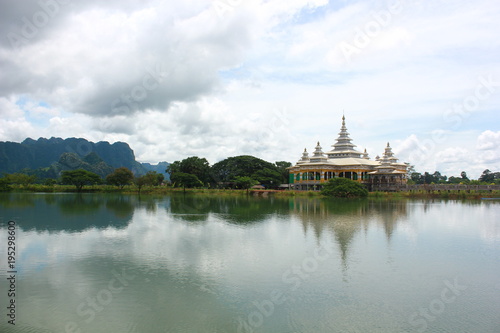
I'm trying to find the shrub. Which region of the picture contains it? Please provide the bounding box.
[321,178,368,198]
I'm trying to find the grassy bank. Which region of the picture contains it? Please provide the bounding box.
[368,190,500,200]
[2,185,499,200]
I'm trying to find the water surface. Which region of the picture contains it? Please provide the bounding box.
[0,193,499,332]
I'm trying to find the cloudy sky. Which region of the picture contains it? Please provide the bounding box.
[1,0,499,178]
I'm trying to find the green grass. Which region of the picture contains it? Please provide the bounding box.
[368,190,500,199]
[3,184,499,200]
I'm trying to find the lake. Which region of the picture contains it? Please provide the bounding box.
[0,193,499,333]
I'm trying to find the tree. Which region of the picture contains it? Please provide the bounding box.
[447,176,462,184]
[106,167,134,189]
[275,161,292,184]
[211,155,281,186]
[411,172,423,184]
[44,178,57,186]
[144,171,164,186]
[0,178,12,191]
[61,169,102,191]
[167,157,211,185]
[180,157,211,183]
[321,178,368,198]
[233,176,258,194]
[134,175,148,193]
[432,171,447,184]
[166,161,181,177]
[479,169,494,183]
[252,168,282,189]
[170,172,203,191]
[134,171,164,193]
[3,173,36,186]
[460,171,469,180]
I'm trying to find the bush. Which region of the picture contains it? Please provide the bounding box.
[321,178,368,198]
[0,178,12,191]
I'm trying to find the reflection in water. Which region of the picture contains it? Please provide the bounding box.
[0,194,498,333]
[0,193,134,232]
[58,194,102,215]
[168,194,290,224]
[290,198,409,266]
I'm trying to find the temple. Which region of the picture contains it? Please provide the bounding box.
[288,115,408,190]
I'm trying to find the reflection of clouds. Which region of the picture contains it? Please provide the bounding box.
[1,207,314,284]
[405,201,500,244]
[0,196,499,332]
[478,203,500,243]
[290,198,410,267]
[1,198,498,279]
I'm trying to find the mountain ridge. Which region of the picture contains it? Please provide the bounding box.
[0,137,169,178]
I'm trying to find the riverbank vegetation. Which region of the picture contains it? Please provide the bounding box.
[1,157,499,200]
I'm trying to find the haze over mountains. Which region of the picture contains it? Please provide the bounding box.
[0,137,169,179]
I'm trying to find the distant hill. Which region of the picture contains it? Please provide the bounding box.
[141,161,170,181]
[0,137,165,178]
[31,152,116,179]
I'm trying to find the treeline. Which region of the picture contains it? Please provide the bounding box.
[409,169,500,185]
[0,168,164,193]
[0,155,292,192]
[166,155,291,190]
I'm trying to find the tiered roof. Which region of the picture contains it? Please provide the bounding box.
[310,142,328,163]
[327,115,362,159]
[292,115,405,171]
[369,142,407,175]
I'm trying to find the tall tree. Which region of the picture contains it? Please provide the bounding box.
[479,169,494,183]
[61,169,102,191]
[211,155,281,185]
[106,167,134,189]
[275,161,292,184]
[252,168,282,189]
[166,161,181,177]
[3,173,37,186]
[167,157,211,185]
[144,171,164,186]
[410,172,423,184]
[180,156,211,184]
[171,172,203,191]
[233,176,258,194]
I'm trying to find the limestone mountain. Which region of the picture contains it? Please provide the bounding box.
[43,152,115,179]
[0,137,149,176]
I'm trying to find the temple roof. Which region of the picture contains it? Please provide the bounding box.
[327,115,362,158]
[290,116,407,172]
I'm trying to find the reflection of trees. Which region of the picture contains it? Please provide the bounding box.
[58,194,102,215]
[105,196,135,218]
[168,194,290,224]
[0,193,35,208]
[55,194,132,231]
[367,200,409,241]
[290,198,409,267]
[169,195,211,222]
[0,194,133,232]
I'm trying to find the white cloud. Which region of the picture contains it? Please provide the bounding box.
[0,0,499,174]
[477,130,500,151]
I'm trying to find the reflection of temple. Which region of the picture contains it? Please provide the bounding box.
[288,116,408,190]
[290,198,409,267]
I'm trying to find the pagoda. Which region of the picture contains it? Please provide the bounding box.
[288,116,408,190]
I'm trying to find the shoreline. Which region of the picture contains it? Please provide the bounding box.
[1,185,500,200]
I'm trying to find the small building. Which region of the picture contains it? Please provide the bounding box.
[288,116,408,190]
